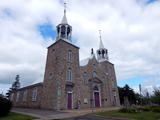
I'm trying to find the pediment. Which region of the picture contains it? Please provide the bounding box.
[88,77,103,84]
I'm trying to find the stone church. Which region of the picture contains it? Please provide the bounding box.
[10,8,120,110]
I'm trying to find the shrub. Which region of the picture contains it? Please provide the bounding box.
[141,106,150,112]
[0,96,12,117]
[150,106,160,113]
[119,108,137,113]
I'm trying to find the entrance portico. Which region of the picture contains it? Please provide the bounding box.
[89,77,102,108]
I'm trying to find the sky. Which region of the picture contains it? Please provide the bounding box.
[0,0,160,95]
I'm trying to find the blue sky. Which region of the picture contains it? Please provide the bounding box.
[146,0,157,4]
[0,0,160,94]
[38,23,56,39]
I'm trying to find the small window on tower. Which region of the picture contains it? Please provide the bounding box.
[67,68,72,81]
[68,50,72,62]
[49,72,53,80]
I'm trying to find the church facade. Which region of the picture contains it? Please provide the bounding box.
[10,9,120,110]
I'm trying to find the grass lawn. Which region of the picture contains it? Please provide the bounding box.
[96,110,160,120]
[0,112,36,120]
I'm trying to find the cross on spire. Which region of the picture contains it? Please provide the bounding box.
[61,1,68,24]
[64,2,67,14]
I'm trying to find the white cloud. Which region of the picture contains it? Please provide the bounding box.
[0,0,160,93]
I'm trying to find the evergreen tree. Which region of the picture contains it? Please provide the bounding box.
[118,84,140,105]
[6,75,21,99]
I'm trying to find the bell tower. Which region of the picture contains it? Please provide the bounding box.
[42,2,80,110]
[56,2,72,42]
[96,30,109,62]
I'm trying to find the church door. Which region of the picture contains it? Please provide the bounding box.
[67,92,72,109]
[94,92,100,107]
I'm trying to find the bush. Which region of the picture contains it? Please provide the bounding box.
[119,108,137,113]
[140,106,150,112]
[0,96,12,117]
[150,106,160,113]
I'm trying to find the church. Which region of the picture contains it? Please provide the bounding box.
[10,7,120,110]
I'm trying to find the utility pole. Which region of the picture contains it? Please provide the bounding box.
[139,84,142,106]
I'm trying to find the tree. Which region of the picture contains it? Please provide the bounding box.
[118,84,140,106]
[6,75,21,99]
[0,96,12,116]
[12,75,20,90]
[151,87,160,105]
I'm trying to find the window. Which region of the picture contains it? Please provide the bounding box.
[16,92,20,102]
[93,71,97,77]
[32,88,37,101]
[67,68,72,81]
[10,93,14,101]
[68,50,72,62]
[83,72,88,84]
[112,80,115,88]
[49,72,53,80]
[93,86,99,91]
[23,90,27,102]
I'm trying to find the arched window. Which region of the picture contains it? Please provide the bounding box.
[93,71,97,78]
[68,50,72,62]
[93,85,99,91]
[32,88,37,101]
[83,72,88,84]
[67,68,72,81]
[23,90,27,102]
[98,50,101,55]
[102,50,105,58]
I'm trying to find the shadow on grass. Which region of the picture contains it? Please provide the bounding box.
[96,110,160,120]
[0,112,36,120]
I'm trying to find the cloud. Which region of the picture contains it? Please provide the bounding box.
[0,0,160,93]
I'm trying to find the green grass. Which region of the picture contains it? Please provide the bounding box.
[0,112,36,120]
[96,110,160,120]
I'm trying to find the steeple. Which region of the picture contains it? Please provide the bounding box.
[56,2,72,42]
[61,2,68,24]
[99,30,104,49]
[96,30,109,62]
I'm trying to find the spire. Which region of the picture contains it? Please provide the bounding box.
[96,30,109,62]
[99,30,104,49]
[56,1,72,41]
[61,2,68,24]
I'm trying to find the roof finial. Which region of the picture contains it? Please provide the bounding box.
[64,2,67,15]
[99,30,104,48]
[99,30,102,41]
[61,1,68,24]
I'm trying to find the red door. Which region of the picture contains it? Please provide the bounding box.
[67,93,72,109]
[94,92,100,107]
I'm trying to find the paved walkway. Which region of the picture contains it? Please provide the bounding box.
[12,107,120,120]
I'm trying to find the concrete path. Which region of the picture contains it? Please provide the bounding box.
[12,107,120,120]
[64,114,127,120]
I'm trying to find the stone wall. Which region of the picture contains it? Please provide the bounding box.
[41,39,81,110]
[11,83,43,109]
